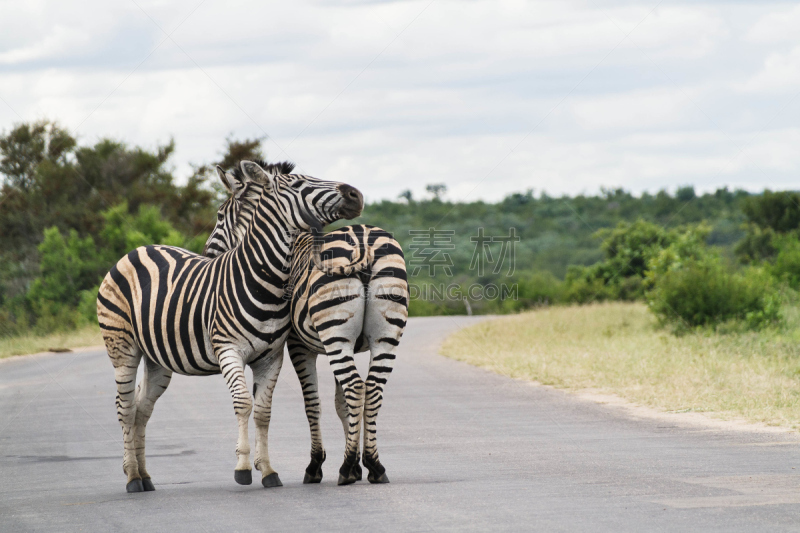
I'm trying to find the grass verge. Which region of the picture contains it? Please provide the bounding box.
[440,302,800,429]
[0,324,103,360]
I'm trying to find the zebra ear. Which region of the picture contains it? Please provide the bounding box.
[218,164,251,198]
[216,166,233,194]
[240,160,275,190]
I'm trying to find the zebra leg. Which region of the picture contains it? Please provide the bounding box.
[133,357,173,491]
[251,352,284,488]
[311,276,366,485]
[361,340,398,484]
[330,360,365,486]
[218,350,254,485]
[108,341,144,493]
[334,380,361,481]
[362,250,408,484]
[326,340,365,486]
[287,335,326,484]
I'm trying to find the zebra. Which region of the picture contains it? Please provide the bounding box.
[204,162,408,485]
[96,160,363,493]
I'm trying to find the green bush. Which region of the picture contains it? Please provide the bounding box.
[25,227,103,333]
[78,286,101,325]
[734,223,779,264]
[563,219,679,302]
[0,304,31,338]
[563,267,615,303]
[595,219,675,279]
[501,271,563,312]
[647,256,780,332]
[768,234,800,289]
[646,223,711,284]
[100,202,186,261]
[4,202,201,336]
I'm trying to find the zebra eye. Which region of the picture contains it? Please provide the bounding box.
[290,180,303,190]
[217,213,224,220]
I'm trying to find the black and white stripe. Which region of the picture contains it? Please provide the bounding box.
[97,160,362,492]
[204,166,408,485]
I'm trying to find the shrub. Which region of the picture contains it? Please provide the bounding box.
[100,202,185,261]
[563,220,679,302]
[768,234,800,289]
[734,223,779,264]
[647,256,780,332]
[595,219,675,279]
[646,223,711,284]
[501,271,563,312]
[78,286,101,325]
[26,227,103,333]
[563,267,615,303]
[0,303,31,338]
[6,202,197,336]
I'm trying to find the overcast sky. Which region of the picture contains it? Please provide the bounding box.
[1,1,799,202]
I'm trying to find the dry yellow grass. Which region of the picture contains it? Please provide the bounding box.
[440,302,800,428]
[0,324,103,359]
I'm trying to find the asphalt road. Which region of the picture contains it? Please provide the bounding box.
[1,315,800,532]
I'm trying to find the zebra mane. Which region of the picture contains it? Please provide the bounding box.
[229,159,296,185]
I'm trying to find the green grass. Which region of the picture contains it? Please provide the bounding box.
[0,324,103,359]
[440,302,800,429]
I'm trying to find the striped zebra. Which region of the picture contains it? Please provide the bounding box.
[96,160,363,493]
[205,162,408,485]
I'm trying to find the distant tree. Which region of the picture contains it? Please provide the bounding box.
[741,190,800,234]
[398,189,413,203]
[0,119,224,306]
[676,186,696,202]
[503,189,534,206]
[0,120,75,192]
[735,224,778,264]
[732,190,800,264]
[191,135,277,205]
[216,135,265,170]
[426,183,447,200]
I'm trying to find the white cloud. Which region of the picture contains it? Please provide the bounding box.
[746,4,800,44]
[0,0,798,202]
[741,46,800,94]
[569,87,702,132]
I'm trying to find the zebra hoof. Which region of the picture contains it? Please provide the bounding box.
[368,472,390,484]
[262,473,283,488]
[338,474,357,486]
[304,450,325,484]
[362,454,386,483]
[126,479,144,493]
[339,453,360,485]
[142,478,156,491]
[303,471,322,484]
[234,469,252,485]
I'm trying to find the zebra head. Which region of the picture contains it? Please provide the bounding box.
[203,160,363,259]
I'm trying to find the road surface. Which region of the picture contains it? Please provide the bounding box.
[1,316,799,531]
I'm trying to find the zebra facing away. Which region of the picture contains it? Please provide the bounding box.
[97,161,364,493]
[205,162,408,485]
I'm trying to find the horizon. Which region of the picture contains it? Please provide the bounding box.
[1,121,793,204]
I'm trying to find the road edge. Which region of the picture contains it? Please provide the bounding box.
[0,344,106,364]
